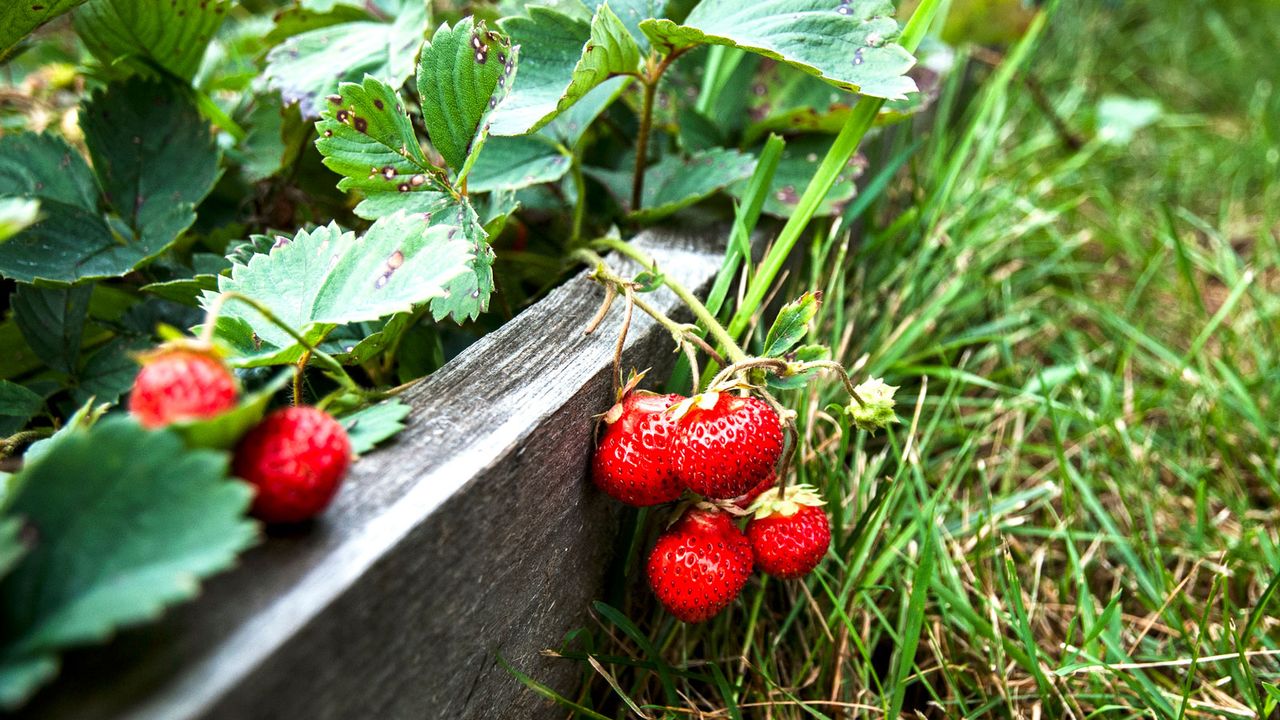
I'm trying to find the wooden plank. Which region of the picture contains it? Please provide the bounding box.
[18,227,745,720]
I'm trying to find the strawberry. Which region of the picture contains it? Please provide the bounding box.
[673,392,783,499]
[233,406,353,524]
[592,391,686,506]
[745,485,830,579]
[128,347,238,428]
[733,470,779,509]
[646,507,753,623]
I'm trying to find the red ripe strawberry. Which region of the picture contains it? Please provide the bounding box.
[592,391,686,506]
[745,485,830,579]
[674,393,783,499]
[234,406,352,524]
[646,507,753,623]
[128,347,238,428]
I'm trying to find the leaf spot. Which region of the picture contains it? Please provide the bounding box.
[374,99,385,110]
[410,174,427,187]
[381,166,396,180]
[397,183,411,192]
[353,116,369,133]
[327,94,343,105]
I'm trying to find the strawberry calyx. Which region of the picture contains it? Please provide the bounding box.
[133,338,227,366]
[746,484,826,519]
[667,390,720,421]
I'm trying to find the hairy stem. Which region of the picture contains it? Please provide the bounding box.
[629,49,688,213]
[631,75,658,211]
[795,359,866,406]
[571,151,588,242]
[591,237,749,364]
[708,357,789,390]
[574,248,733,382]
[200,291,362,395]
[0,428,53,459]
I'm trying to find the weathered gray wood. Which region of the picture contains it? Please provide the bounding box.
[19,227,744,720]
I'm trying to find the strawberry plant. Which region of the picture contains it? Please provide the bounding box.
[0,0,940,708]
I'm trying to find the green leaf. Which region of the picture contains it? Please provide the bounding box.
[426,201,496,323]
[632,268,665,293]
[203,213,475,363]
[0,132,105,282]
[741,63,854,141]
[542,75,630,147]
[315,75,453,220]
[70,337,144,407]
[0,381,42,437]
[583,0,666,52]
[172,371,291,450]
[586,147,756,221]
[468,135,571,193]
[0,417,256,708]
[12,284,91,375]
[0,199,38,244]
[491,3,642,136]
[265,0,372,45]
[0,518,27,580]
[0,656,57,711]
[730,135,862,218]
[73,0,230,81]
[264,4,428,119]
[763,291,820,357]
[339,399,411,454]
[640,0,917,100]
[0,1,88,58]
[322,313,412,364]
[0,133,108,284]
[0,79,221,284]
[416,17,517,175]
[82,76,221,242]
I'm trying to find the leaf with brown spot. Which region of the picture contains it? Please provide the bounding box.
[201,212,477,365]
[416,16,517,176]
[0,0,88,58]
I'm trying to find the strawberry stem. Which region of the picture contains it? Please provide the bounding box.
[589,237,749,365]
[792,359,866,407]
[707,358,789,391]
[573,249,737,384]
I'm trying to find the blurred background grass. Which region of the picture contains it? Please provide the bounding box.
[539,0,1280,716]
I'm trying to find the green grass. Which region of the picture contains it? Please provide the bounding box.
[530,0,1280,716]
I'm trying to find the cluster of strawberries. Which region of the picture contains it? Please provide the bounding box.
[592,388,831,623]
[128,346,352,524]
